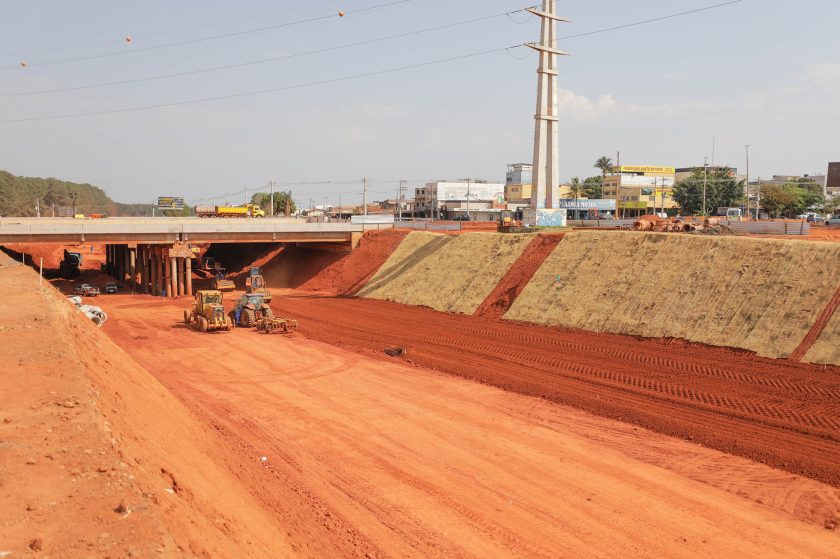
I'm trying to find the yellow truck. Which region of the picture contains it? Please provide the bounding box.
[194,204,265,218]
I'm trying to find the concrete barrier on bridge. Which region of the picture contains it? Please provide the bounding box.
[0,217,392,244]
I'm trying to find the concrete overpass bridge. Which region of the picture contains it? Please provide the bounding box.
[0,217,391,299]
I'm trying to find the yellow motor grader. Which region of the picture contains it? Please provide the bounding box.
[183,290,233,332]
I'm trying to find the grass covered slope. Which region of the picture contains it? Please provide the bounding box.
[505,231,840,361]
[357,231,534,315]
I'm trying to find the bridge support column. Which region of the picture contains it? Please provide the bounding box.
[129,248,136,290]
[177,258,185,297]
[140,246,148,294]
[170,256,178,299]
[157,247,165,296]
[123,246,131,284]
[115,245,122,283]
[163,250,171,298]
[185,256,193,297]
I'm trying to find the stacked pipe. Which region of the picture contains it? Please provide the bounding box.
[632,215,706,234]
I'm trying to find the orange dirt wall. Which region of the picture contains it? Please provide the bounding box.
[0,260,297,557]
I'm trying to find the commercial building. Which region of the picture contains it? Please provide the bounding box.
[415,180,506,221]
[504,163,571,205]
[603,165,678,217]
[827,163,840,198]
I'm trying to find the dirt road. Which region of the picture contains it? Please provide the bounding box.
[266,292,840,488]
[95,293,840,557]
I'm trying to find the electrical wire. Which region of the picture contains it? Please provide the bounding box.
[0,45,522,124]
[0,0,746,124]
[0,0,410,71]
[554,0,745,42]
[0,0,344,59]
[0,6,534,98]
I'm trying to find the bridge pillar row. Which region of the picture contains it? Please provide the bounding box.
[115,245,122,283]
[157,246,165,296]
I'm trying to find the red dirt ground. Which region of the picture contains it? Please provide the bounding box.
[270,292,840,488]
[95,292,840,555]
[474,233,565,319]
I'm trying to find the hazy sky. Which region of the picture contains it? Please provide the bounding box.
[0,0,837,206]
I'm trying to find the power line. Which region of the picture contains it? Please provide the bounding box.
[554,0,745,42]
[0,0,746,123]
[0,45,520,124]
[0,0,344,59]
[0,6,532,98]
[1,0,410,71]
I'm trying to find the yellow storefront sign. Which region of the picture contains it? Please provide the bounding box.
[619,201,649,209]
[619,165,675,175]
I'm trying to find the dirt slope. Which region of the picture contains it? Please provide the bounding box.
[260,229,409,294]
[357,231,534,314]
[506,231,840,361]
[0,255,302,557]
[99,293,840,558]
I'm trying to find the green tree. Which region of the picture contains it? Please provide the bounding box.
[569,177,582,200]
[251,190,297,216]
[761,182,824,218]
[581,176,603,199]
[672,167,744,215]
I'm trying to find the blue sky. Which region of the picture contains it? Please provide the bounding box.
[0,0,837,206]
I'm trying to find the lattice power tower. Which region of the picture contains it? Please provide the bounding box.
[527,1,569,209]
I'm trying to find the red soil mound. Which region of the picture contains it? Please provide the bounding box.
[261,229,409,294]
[474,233,564,319]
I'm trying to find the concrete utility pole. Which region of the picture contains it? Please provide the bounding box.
[745,145,750,219]
[527,0,569,210]
[398,180,406,222]
[465,178,472,221]
[362,178,368,216]
[703,156,709,216]
[269,180,275,217]
[756,177,761,220]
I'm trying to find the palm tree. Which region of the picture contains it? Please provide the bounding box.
[594,156,613,183]
[569,177,582,220]
[594,156,615,217]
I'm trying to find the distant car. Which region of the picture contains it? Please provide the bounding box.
[806,213,823,223]
[73,283,100,297]
[826,216,840,226]
[102,282,118,294]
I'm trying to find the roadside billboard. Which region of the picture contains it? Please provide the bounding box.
[434,182,505,204]
[157,196,184,210]
[618,165,675,175]
[553,199,616,211]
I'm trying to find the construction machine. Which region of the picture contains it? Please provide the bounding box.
[245,266,272,302]
[497,210,524,233]
[229,293,274,328]
[183,290,233,332]
[212,268,236,292]
[59,249,83,279]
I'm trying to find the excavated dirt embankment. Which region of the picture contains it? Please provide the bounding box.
[0,253,310,557]
[357,231,534,314]
[506,231,840,364]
